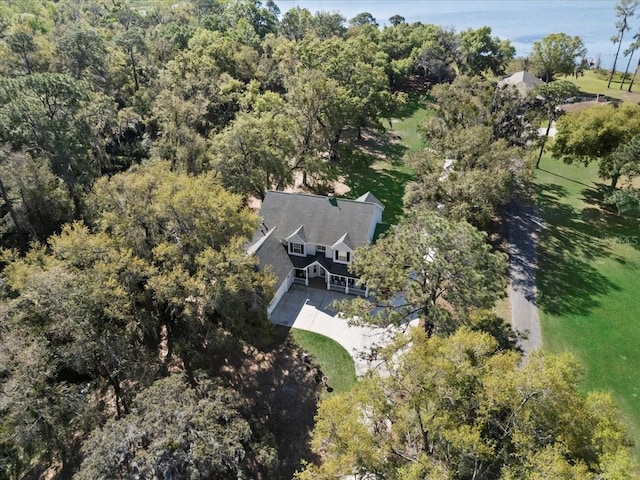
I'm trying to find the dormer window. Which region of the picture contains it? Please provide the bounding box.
[335,250,350,262]
[289,242,304,255]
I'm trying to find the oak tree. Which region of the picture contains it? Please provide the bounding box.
[297,328,635,480]
[551,103,640,189]
[339,209,507,336]
[530,33,586,82]
[75,374,256,480]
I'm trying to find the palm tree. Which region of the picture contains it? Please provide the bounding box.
[627,54,640,91]
[533,81,579,168]
[608,0,639,88]
[620,32,640,89]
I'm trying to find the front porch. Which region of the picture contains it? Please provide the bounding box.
[291,261,367,297]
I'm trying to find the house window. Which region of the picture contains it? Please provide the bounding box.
[335,250,350,262]
[290,242,304,255]
[317,245,326,253]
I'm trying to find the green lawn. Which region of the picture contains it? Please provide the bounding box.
[389,93,434,153]
[535,157,640,453]
[568,70,640,103]
[340,94,432,226]
[290,329,357,395]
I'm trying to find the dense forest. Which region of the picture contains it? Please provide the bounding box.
[0,0,636,478]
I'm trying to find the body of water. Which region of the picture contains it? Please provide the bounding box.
[276,1,627,69]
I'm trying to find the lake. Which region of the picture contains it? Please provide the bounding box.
[276,1,627,69]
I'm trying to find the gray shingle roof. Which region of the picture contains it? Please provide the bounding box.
[497,71,543,97]
[259,191,381,248]
[250,228,293,286]
[355,191,384,210]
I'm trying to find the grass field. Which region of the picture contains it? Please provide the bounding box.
[290,329,357,395]
[341,94,432,226]
[535,156,640,453]
[568,70,640,103]
[130,0,164,10]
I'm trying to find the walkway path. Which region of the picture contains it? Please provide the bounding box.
[537,122,557,138]
[507,200,543,353]
[270,285,394,376]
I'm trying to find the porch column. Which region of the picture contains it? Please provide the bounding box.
[326,274,330,290]
[345,278,349,294]
[305,268,309,286]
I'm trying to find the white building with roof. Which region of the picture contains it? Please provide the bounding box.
[247,191,384,315]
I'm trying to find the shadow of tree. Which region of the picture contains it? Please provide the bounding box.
[536,182,623,317]
[581,184,640,251]
[352,129,409,164]
[215,327,321,479]
[538,167,592,188]
[338,149,414,225]
[395,92,432,117]
[508,201,542,304]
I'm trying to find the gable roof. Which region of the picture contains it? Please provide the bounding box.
[332,232,354,250]
[497,70,543,97]
[258,190,382,248]
[286,225,306,242]
[355,191,385,210]
[249,227,293,286]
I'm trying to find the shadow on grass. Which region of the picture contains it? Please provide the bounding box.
[581,184,640,248]
[536,182,624,317]
[538,167,593,187]
[216,326,321,479]
[338,149,414,225]
[392,92,431,119]
[354,129,408,164]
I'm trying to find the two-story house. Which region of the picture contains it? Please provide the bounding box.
[247,190,384,315]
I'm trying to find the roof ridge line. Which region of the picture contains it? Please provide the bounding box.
[265,189,382,207]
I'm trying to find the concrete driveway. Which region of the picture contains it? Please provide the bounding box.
[270,285,394,376]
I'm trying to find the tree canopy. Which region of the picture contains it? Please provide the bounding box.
[0,1,631,477]
[551,103,640,189]
[530,33,586,82]
[339,209,508,336]
[75,374,257,479]
[0,162,273,474]
[297,328,635,480]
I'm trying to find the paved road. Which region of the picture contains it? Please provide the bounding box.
[507,201,543,353]
[270,285,395,377]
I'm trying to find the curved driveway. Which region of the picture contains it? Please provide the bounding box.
[270,285,394,376]
[271,200,544,374]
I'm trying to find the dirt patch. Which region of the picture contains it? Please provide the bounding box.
[283,171,351,196]
[247,172,351,211]
[560,99,611,113]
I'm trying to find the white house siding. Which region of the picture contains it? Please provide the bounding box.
[267,269,293,316]
[367,206,383,241]
[331,240,353,265]
[286,234,307,256]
